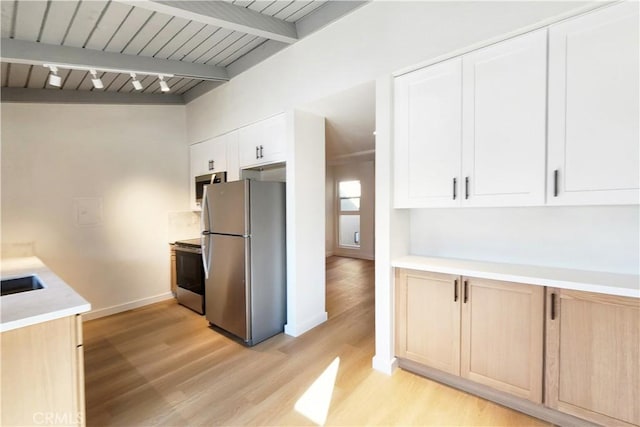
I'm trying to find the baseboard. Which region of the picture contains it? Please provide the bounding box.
[398,358,599,427]
[325,251,334,257]
[83,292,174,321]
[372,355,398,375]
[284,311,328,337]
[332,252,375,261]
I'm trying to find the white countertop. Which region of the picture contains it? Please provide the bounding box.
[1,257,91,332]
[392,256,640,298]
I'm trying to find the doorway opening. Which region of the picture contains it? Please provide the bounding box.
[300,80,376,321]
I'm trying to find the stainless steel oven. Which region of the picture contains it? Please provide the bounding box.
[174,239,205,314]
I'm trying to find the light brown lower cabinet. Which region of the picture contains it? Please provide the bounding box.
[1,315,86,426]
[545,288,640,426]
[395,269,544,403]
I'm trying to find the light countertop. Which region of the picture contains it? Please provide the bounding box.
[392,256,640,298]
[1,257,91,333]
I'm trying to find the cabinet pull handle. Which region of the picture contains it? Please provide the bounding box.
[550,293,557,320]
[209,160,214,171]
[256,146,259,159]
[453,178,457,200]
[553,169,559,197]
[259,145,264,158]
[454,279,458,302]
[463,280,469,303]
[465,177,469,200]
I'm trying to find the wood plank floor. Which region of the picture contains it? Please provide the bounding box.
[84,256,550,426]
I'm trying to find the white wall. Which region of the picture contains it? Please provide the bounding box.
[1,103,188,317]
[285,110,327,336]
[325,164,335,257]
[410,206,639,275]
[330,160,375,260]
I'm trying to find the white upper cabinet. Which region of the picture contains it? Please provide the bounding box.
[239,113,287,168]
[191,135,227,177]
[548,2,639,205]
[462,30,547,207]
[395,58,463,208]
[394,30,546,208]
[189,134,229,210]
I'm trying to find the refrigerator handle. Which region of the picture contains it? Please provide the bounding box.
[201,189,211,279]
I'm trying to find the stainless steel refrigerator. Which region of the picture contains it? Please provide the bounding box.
[201,179,286,346]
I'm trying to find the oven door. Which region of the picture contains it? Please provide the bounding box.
[175,246,204,295]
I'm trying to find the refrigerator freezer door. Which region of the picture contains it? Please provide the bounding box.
[205,180,249,236]
[205,233,250,341]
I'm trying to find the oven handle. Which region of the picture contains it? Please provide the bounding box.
[175,246,202,255]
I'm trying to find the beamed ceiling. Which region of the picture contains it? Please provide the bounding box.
[0,0,365,103]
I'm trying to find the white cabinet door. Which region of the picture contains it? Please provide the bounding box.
[462,30,547,207]
[260,113,286,164]
[226,130,240,181]
[394,57,462,208]
[238,113,286,168]
[190,141,208,179]
[548,2,640,205]
[203,136,227,174]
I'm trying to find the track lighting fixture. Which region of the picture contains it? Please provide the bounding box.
[159,75,170,92]
[90,69,104,89]
[130,73,143,91]
[47,65,61,87]
[42,64,173,93]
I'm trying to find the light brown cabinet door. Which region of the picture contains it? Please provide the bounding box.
[545,288,640,426]
[460,278,544,402]
[1,315,85,426]
[395,269,461,375]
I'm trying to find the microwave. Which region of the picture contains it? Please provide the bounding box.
[195,172,227,207]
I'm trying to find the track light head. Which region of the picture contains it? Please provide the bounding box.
[48,74,62,87]
[45,65,61,87]
[130,73,143,91]
[158,75,170,92]
[90,69,104,89]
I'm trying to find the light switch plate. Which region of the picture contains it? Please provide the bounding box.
[74,197,103,226]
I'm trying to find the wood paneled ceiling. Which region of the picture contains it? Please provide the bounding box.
[0,0,364,102]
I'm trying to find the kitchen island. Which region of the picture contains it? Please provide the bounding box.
[1,257,90,426]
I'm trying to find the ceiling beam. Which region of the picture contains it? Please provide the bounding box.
[1,87,184,105]
[117,0,298,44]
[0,38,228,81]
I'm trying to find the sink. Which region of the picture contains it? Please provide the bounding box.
[1,275,45,296]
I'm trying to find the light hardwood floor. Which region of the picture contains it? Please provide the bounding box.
[84,256,550,426]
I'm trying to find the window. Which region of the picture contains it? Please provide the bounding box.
[338,180,361,248]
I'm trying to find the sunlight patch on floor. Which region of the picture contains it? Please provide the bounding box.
[294,357,340,425]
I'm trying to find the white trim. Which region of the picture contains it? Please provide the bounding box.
[284,311,328,337]
[372,355,398,376]
[82,292,174,321]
